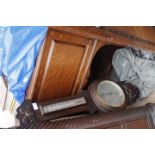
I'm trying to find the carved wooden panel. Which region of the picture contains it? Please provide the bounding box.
[33,30,95,102]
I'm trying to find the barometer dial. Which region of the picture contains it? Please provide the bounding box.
[97,81,125,107]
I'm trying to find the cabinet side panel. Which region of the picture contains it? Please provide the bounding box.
[36,40,86,102]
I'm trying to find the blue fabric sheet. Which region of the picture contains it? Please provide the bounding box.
[0,26,48,104]
[0,27,7,76]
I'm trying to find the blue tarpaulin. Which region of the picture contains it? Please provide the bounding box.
[0,27,7,76]
[0,26,48,104]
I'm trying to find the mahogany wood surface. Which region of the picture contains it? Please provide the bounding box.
[104,26,155,44]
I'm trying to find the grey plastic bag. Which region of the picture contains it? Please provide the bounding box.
[112,47,155,99]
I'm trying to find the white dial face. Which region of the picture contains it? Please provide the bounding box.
[97,81,125,107]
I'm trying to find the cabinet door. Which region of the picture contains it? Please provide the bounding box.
[33,30,95,102]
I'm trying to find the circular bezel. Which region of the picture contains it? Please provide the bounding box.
[89,80,127,111]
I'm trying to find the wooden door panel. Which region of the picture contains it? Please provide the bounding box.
[38,41,85,101]
[34,31,94,102]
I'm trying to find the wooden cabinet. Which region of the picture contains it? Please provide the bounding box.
[28,29,96,102]
[23,26,155,129]
[26,26,155,105]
